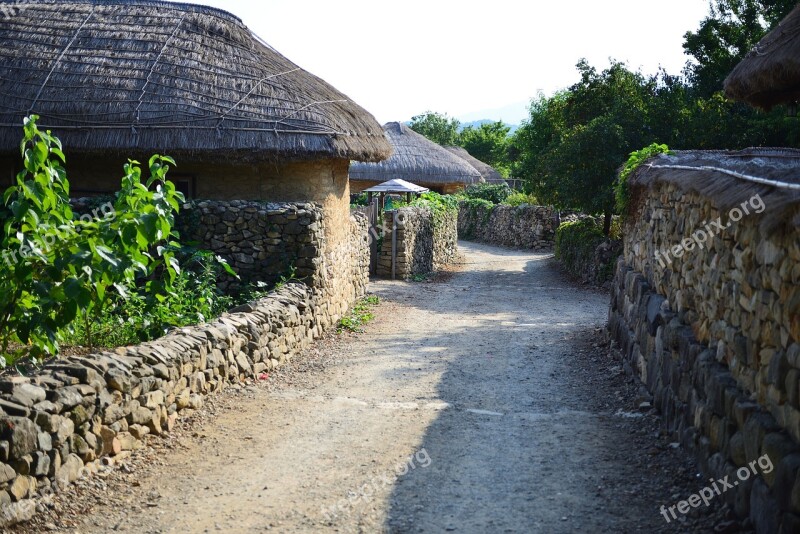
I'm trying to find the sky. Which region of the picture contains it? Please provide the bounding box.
[177,0,711,125]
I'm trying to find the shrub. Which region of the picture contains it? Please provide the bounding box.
[0,116,185,364]
[503,192,539,206]
[615,143,672,215]
[463,183,512,204]
[555,218,621,285]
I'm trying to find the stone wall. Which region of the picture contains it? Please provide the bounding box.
[174,200,370,327]
[377,207,458,279]
[174,200,322,291]
[0,205,371,526]
[0,282,334,526]
[608,180,800,533]
[554,219,622,287]
[458,202,557,250]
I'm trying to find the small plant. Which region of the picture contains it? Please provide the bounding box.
[503,192,539,207]
[0,116,184,365]
[615,143,672,215]
[463,183,512,204]
[337,295,380,333]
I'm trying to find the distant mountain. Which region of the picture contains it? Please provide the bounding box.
[458,119,520,134]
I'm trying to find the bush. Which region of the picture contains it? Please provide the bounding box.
[463,183,512,204]
[615,143,672,215]
[555,218,621,285]
[502,192,539,206]
[0,116,185,364]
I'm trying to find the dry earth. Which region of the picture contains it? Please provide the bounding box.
[10,241,747,534]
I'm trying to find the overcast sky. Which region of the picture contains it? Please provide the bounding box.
[179,1,710,124]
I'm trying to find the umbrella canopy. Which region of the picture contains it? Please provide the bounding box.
[363,179,429,194]
[0,0,391,162]
[350,122,482,185]
[444,145,505,184]
[724,4,800,110]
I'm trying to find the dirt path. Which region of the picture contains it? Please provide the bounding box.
[16,241,732,533]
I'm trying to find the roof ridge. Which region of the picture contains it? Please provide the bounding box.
[14,0,244,24]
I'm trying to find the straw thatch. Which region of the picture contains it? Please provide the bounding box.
[724,5,800,109]
[628,148,800,230]
[0,0,391,162]
[443,145,505,184]
[349,122,483,185]
[364,179,429,194]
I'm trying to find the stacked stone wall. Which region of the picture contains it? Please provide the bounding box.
[609,181,800,533]
[458,203,557,250]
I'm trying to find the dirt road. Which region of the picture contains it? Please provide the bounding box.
[23,241,727,533]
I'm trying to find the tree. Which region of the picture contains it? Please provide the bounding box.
[409,111,460,146]
[683,0,796,97]
[458,121,512,176]
[513,61,656,234]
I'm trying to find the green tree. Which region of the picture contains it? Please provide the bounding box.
[409,111,460,146]
[514,61,656,234]
[458,121,512,176]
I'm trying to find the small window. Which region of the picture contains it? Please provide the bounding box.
[169,174,196,199]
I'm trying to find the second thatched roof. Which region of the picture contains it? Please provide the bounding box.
[628,148,800,230]
[349,122,482,185]
[443,145,505,184]
[724,4,800,109]
[0,0,391,162]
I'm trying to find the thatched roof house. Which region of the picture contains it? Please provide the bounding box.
[350,122,482,195]
[443,145,506,184]
[0,0,390,201]
[724,4,800,109]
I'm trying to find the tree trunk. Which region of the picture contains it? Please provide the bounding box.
[603,210,612,237]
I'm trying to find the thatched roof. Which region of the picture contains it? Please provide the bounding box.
[724,5,800,109]
[628,148,800,229]
[0,0,391,162]
[443,145,506,184]
[364,179,429,194]
[349,122,483,185]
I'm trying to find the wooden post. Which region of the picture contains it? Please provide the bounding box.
[391,211,397,280]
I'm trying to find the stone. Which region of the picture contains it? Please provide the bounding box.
[37,432,52,452]
[53,417,75,447]
[70,404,93,426]
[32,451,50,477]
[762,433,800,487]
[55,453,83,488]
[8,475,33,501]
[102,403,126,424]
[0,500,35,527]
[0,400,30,417]
[0,417,38,460]
[49,386,85,409]
[0,462,15,483]
[128,425,150,440]
[140,390,164,409]
[99,427,121,456]
[116,432,140,451]
[751,477,780,534]
[128,406,155,426]
[8,384,46,407]
[34,411,61,433]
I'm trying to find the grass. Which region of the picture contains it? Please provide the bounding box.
[337,295,380,333]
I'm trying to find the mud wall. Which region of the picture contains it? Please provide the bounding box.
[608,180,800,533]
[377,207,458,279]
[458,203,557,250]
